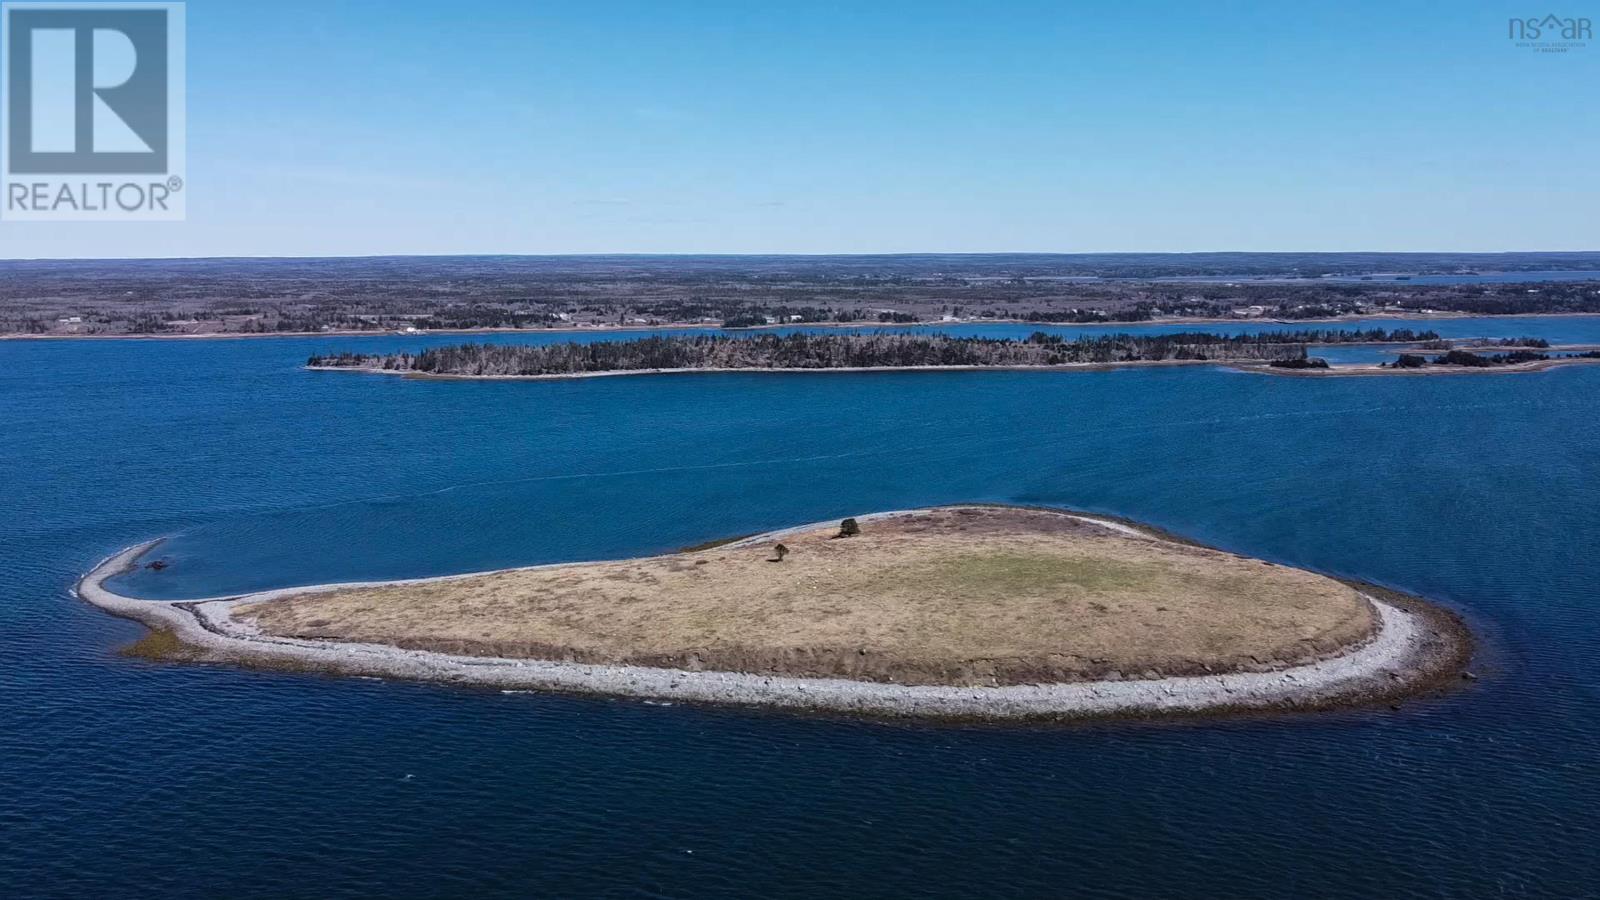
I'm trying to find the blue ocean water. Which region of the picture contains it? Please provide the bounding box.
[3,319,1600,898]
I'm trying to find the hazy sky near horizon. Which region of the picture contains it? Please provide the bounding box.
[1,0,1596,258]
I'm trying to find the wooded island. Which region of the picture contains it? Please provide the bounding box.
[307,329,1440,377]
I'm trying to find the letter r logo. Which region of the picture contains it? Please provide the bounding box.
[5,6,169,173]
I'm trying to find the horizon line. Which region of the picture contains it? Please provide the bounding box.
[3,249,1600,264]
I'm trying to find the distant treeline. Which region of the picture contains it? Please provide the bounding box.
[308,329,1437,376]
[1418,336,1550,350]
[1201,327,1439,343]
[1391,350,1549,369]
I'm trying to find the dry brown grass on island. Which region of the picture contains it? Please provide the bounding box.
[237,507,1376,687]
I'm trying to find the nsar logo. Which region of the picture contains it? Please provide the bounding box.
[1508,13,1592,52]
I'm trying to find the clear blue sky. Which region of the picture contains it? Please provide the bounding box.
[3,0,1596,258]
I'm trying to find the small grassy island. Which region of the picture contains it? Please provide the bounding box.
[77,506,1469,721]
[306,329,1440,378]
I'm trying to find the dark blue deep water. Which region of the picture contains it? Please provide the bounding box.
[3,320,1599,898]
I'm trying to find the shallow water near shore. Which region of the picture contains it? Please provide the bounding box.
[4,318,1600,897]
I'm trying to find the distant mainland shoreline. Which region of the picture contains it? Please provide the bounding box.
[6,252,1600,338]
[11,307,1600,341]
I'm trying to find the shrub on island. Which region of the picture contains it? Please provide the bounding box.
[1436,350,1493,368]
[1268,357,1330,370]
[1433,349,1548,368]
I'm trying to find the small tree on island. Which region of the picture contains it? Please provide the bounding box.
[772,543,789,563]
[837,518,861,538]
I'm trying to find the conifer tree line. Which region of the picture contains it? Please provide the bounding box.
[308,328,1443,376]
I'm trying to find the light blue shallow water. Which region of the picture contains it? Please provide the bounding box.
[3,318,1600,898]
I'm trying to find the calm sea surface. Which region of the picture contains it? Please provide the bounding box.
[3,318,1599,898]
